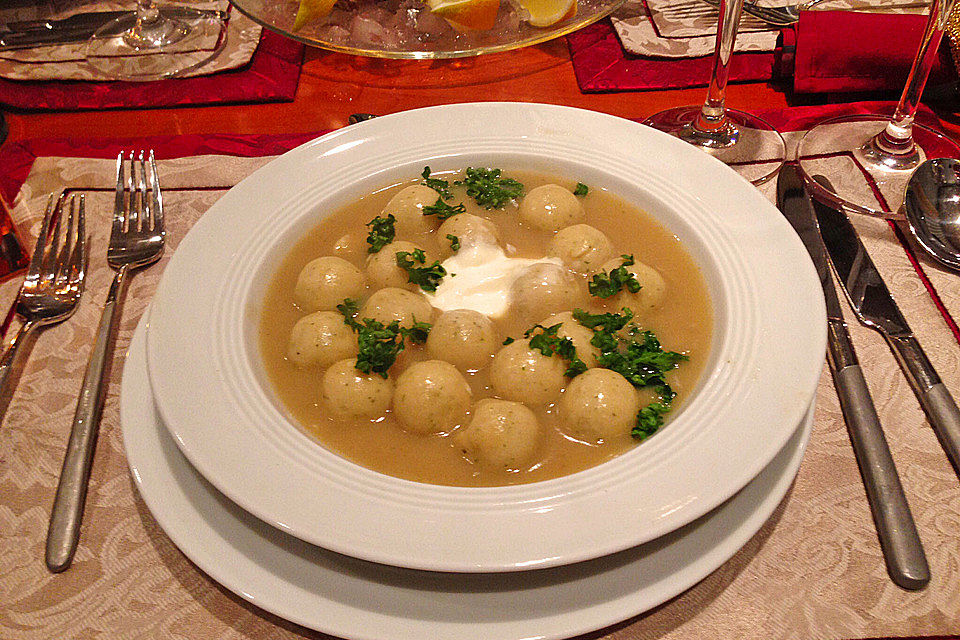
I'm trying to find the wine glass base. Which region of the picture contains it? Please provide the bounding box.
[86,6,226,81]
[796,113,960,218]
[643,106,786,185]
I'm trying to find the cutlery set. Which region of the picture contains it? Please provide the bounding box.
[776,163,960,591]
[0,151,164,573]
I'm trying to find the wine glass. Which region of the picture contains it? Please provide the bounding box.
[796,0,960,217]
[85,1,227,81]
[643,0,786,185]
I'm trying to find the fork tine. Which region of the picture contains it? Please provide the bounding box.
[53,195,76,287]
[137,151,148,232]
[126,152,139,233]
[113,152,125,240]
[67,195,86,290]
[148,150,163,233]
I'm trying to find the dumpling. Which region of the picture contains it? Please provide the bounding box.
[360,287,434,328]
[320,358,394,420]
[510,263,583,321]
[393,360,471,434]
[381,184,443,239]
[518,184,586,232]
[453,399,540,469]
[285,310,357,368]
[597,257,667,317]
[426,309,499,371]
[538,311,600,368]
[547,224,614,272]
[489,340,566,405]
[437,213,499,258]
[293,256,365,312]
[366,240,435,291]
[559,368,639,443]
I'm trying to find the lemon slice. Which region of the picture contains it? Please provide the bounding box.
[427,0,501,31]
[293,0,338,30]
[511,0,576,27]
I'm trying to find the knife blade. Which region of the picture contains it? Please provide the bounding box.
[2,8,227,33]
[778,165,929,590]
[813,174,960,480]
[0,8,227,50]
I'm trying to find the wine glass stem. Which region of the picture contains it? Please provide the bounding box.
[694,0,746,133]
[876,0,958,155]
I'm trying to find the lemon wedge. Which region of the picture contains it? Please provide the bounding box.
[293,0,338,30]
[512,0,576,27]
[427,0,501,31]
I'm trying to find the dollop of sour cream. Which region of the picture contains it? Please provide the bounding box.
[429,242,561,318]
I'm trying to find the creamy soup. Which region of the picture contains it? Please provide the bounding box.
[260,169,712,487]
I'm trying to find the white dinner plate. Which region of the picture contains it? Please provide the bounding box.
[146,102,826,571]
[124,315,813,640]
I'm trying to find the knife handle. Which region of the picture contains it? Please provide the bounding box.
[827,321,930,590]
[885,334,960,475]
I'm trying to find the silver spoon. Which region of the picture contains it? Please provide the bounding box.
[904,157,960,272]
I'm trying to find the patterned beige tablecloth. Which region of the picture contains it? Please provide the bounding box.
[0,149,959,639]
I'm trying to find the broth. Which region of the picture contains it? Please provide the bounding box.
[260,170,713,486]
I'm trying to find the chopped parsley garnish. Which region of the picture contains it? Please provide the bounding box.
[502,337,515,345]
[523,323,587,378]
[572,307,688,438]
[588,255,642,299]
[365,214,396,254]
[423,197,465,220]
[395,248,447,293]
[573,182,589,197]
[353,318,407,377]
[421,166,452,200]
[455,167,524,209]
[446,234,461,252]
[337,298,432,377]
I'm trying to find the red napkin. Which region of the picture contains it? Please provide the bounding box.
[788,10,957,93]
[567,19,782,93]
[0,30,304,111]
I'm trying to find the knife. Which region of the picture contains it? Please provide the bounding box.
[0,9,227,50]
[2,8,227,33]
[813,174,960,480]
[778,165,929,590]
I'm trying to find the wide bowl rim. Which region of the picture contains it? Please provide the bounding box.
[146,102,826,572]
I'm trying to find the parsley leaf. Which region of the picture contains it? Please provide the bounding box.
[502,337,515,345]
[365,214,396,254]
[455,167,524,209]
[395,248,447,293]
[336,298,361,328]
[446,234,461,252]
[572,307,633,332]
[573,182,589,196]
[523,323,587,378]
[423,197,465,220]
[588,255,642,299]
[401,319,432,344]
[421,166,452,199]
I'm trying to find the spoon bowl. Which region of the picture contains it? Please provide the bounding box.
[904,157,960,271]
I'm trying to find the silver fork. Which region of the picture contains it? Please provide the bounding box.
[46,151,165,573]
[0,194,86,421]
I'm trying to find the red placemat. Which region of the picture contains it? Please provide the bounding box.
[0,30,304,112]
[566,18,783,93]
